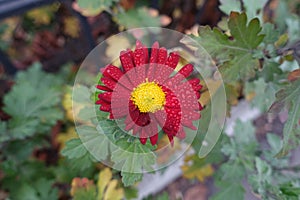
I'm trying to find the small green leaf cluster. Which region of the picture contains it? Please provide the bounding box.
[0,63,64,199]
[61,118,157,186]
[212,121,300,200]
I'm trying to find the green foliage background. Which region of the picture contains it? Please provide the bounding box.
[0,0,300,199]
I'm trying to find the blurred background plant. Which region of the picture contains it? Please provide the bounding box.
[0,0,300,199]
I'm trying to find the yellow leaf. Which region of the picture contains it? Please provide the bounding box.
[97,168,112,200]
[56,127,78,150]
[62,86,74,121]
[105,36,131,66]
[63,16,80,38]
[199,79,222,106]
[181,155,214,182]
[275,33,288,47]
[26,4,59,25]
[225,83,240,106]
[97,168,124,200]
[0,17,20,42]
[62,86,85,122]
[104,180,124,200]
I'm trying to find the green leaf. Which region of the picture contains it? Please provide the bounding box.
[271,80,300,157]
[274,1,290,31]
[263,133,289,168]
[2,139,45,166]
[219,0,241,15]
[255,157,272,181]
[124,186,138,199]
[73,188,97,200]
[2,63,63,141]
[266,133,282,153]
[12,184,40,200]
[232,119,256,145]
[69,153,95,171]
[115,7,160,29]
[261,23,281,44]
[96,119,127,143]
[242,0,268,22]
[280,183,300,197]
[61,138,88,159]
[286,16,300,43]
[220,120,257,170]
[73,85,92,103]
[245,78,277,111]
[32,178,58,200]
[219,0,267,22]
[76,0,119,16]
[72,178,97,200]
[227,12,264,49]
[260,61,283,82]
[111,139,156,175]
[248,157,272,198]
[62,124,112,162]
[121,172,143,187]
[193,12,264,83]
[211,181,245,200]
[11,179,58,200]
[0,120,9,142]
[79,124,110,160]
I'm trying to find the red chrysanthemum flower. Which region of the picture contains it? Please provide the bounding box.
[96,41,203,146]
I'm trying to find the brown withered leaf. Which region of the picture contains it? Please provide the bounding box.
[288,69,300,82]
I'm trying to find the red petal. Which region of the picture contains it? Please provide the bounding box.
[135,113,151,126]
[176,127,186,139]
[154,110,167,128]
[98,92,112,102]
[120,50,135,72]
[188,78,203,92]
[195,91,201,99]
[95,99,110,106]
[181,119,197,130]
[150,133,158,145]
[111,108,127,119]
[103,65,124,81]
[165,52,180,69]
[134,64,146,85]
[150,42,159,63]
[101,76,117,90]
[140,137,147,145]
[100,104,110,112]
[116,75,134,90]
[147,42,159,82]
[198,102,203,110]
[178,64,194,77]
[143,45,149,63]
[96,85,112,92]
[132,125,141,135]
[140,129,148,144]
[126,106,139,124]
[157,48,168,64]
[136,40,143,48]
[134,48,147,67]
[134,41,149,66]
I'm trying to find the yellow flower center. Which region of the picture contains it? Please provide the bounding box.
[131,80,166,113]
